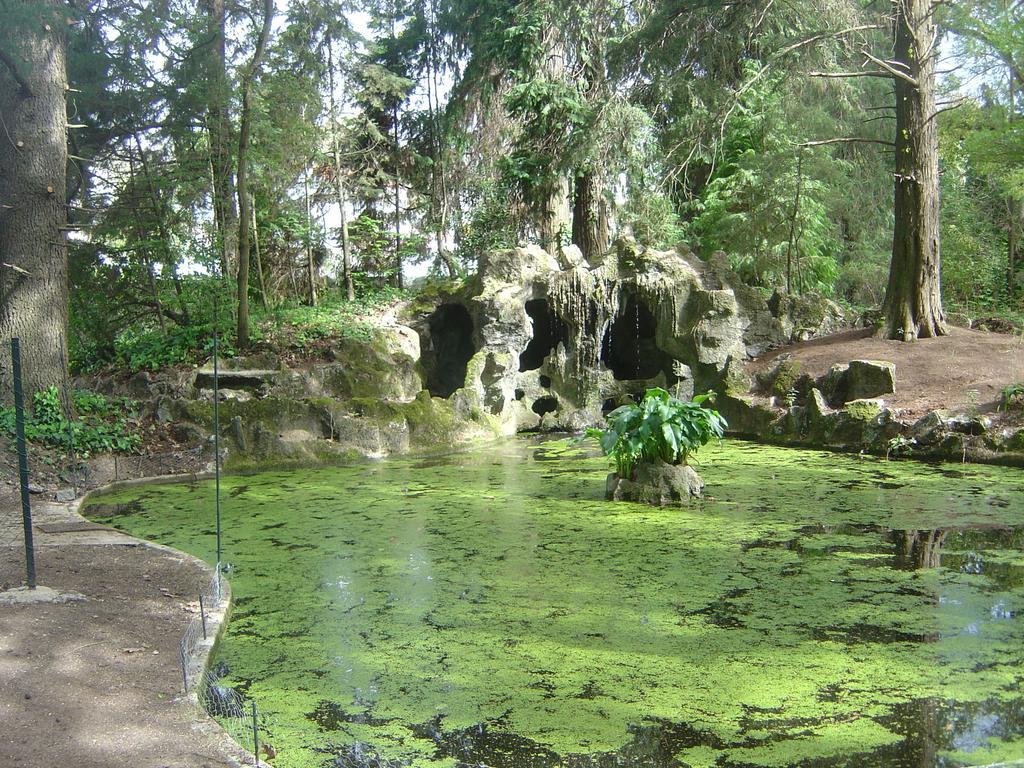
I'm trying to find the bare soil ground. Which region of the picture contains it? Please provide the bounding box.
[748,326,1024,422]
[0,490,243,768]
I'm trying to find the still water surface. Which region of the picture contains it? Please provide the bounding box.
[85,439,1024,768]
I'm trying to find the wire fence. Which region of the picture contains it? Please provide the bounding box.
[197,664,272,766]
[178,566,273,766]
[5,336,271,764]
[178,566,223,690]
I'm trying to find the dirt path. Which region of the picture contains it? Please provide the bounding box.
[748,327,1024,421]
[0,491,244,768]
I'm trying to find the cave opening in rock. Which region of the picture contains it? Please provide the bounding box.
[519,299,568,372]
[425,303,476,398]
[601,295,670,381]
[532,396,558,416]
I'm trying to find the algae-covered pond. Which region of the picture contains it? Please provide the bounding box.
[84,439,1024,768]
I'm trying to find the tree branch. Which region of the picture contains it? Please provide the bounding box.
[861,50,920,87]
[0,48,32,97]
[929,97,970,123]
[809,70,893,79]
[799,137,896,148]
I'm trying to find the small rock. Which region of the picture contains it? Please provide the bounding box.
[910,411,948,444]
[946,414,990,436]
[556,244,586,270]
[27,483,45,494]
[55,488,76,503]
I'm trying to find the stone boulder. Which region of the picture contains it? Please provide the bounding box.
[768,290,850,342]
[819,360,895,406]
[606,462,704,506]
[756,357,802,399]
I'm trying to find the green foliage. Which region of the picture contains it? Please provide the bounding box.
[348,213,393,278]
[939,104,1020,312]
[999,383,1024,411]
[456,179,521,263]
[114,323,229,372]
[885,435,916,460]
[683,71,846,294]
[618,191,685,249]
[588,388,727,478]
[0,388,141,457]
[264,286,407,347]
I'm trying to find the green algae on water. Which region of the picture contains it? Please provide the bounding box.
[84,440,1024,768]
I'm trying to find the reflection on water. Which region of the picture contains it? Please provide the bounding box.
[892,529,949,571]
[84,440,1024,768]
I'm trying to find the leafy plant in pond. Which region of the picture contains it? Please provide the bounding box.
[0,388,141,457]
[588,388,727,479]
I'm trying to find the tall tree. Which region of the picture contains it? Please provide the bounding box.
[882,0,945,340]
[236,0,275,348]
[0,0,72,408]
[204,0,239,278]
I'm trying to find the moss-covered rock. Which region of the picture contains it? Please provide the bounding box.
[606,461,704,505]
[757,358,802,399]
[819,360,895,406]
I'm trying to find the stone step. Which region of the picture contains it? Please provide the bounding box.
[194,369,280,391]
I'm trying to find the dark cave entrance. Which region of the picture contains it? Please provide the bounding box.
[425,303,476,398]
[519,299,568,372]
[600,295,670,381]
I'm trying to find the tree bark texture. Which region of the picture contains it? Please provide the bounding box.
[0,0,71,409]
[235,0,273,348]
[539,176,572,251]
[882,0,946,340]
[571,171,609,265]
[204,0,238,278]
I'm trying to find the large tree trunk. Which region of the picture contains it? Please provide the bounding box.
[882,0,945,340]
[236,91,254,346]
[303,168,317,306]
[539,176,572,251]
[0,0,71,411]
[571,171,610,265]
[204,0,238,278]
[535,29,572,253]
[235,0,273,348]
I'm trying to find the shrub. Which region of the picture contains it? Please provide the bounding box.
[588,388,728,479]
[1000,383,1024,411]
[0,388,141,457]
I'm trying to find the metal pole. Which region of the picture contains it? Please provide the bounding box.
[251,700,259,765]
[199,593,207,639]
[11,339,37,589]
[213,297,222,571]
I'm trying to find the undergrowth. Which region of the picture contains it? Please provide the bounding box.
[0,388,141,456]
[88,286,411,374]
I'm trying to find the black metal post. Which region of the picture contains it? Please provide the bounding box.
[213,303,222,570]
[199,593,207,639]
[251,700,259,765]
[11,339,36,589]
